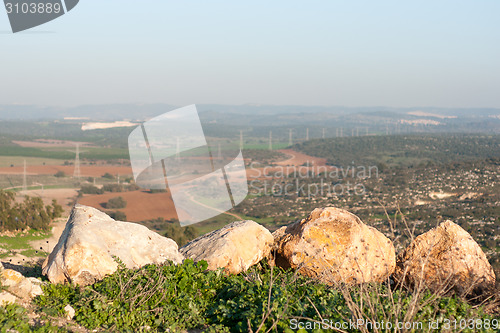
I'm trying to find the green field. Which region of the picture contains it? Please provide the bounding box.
[0,156,66,168]
[0,229,51,259]
[0,146,129,161]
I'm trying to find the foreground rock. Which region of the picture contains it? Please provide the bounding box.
[43,205,183,286]
[180,220,273,274]
[272,207,395,285]
[394,220,495,295]
[0,269,44,303]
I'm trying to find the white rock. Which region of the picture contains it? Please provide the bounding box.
[0,291,17,305]
[28,280,44,298]
[42,204,184,286]
[180,220,274,274]
[64,304,75,320]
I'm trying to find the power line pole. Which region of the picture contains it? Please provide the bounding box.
[68,143,87,179]
[73,144,81,179]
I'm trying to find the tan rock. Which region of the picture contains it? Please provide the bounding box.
[0,269,33,299]
[27,277,45,297]
[394,220,495,295]
[43,204,184,286]
[180,220,274,274]
[0,291,17,305]
[272,207,395,285]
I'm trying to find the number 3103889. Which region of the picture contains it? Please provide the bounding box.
[5,2,62,14]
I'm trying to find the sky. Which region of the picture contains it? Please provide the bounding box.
[0,0,499,108]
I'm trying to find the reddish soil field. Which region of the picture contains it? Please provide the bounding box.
[246,149,334,179]
[78,190,178,222]
[0,165,132,177]
[275,149,327,166]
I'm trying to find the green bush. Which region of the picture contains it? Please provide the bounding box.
[108,211,127,221]
[54,170,65,178]
[163,219,197,246]
[102,172,115,179]
[34,260,497,333]
[0,303,64,332]
[80,185,104,195]
[106,196,127,209]
[102,184,123,193]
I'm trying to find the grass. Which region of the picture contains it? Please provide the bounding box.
[0,229,52,258]
[195,213,240,234]
[0,146,129,161]
[33,259,499,332]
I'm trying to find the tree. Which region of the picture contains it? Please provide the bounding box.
[102,173,115,179]
[108,211,127,220]
[54,171,66,178]
[106,196,127,209]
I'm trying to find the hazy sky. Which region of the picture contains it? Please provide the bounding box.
[1,0,499,108]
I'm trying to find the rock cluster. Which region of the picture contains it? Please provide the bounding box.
[38,204,495,298]
[0,266,44,305]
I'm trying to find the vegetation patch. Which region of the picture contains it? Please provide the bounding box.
[34,260,497,332]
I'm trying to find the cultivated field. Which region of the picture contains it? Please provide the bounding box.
[78,190,179,222]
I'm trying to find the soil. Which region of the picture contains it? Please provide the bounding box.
[78,190,178,222]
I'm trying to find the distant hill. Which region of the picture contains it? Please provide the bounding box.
[0,104,499,136]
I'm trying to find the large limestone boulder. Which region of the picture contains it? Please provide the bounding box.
[180,220,274,274]
[43,205,183,286]
[272,207,395,285]
[394,220,495,295]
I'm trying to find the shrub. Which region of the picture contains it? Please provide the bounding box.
[163,220,198,246]
[108,211,127,221]
[54,170,65,178]
[102,172,115,179]
[0,303,63,332]
[102,184,123,193]
[106,196,127,209]
[34,261,497,332]
[80,185,104,195]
